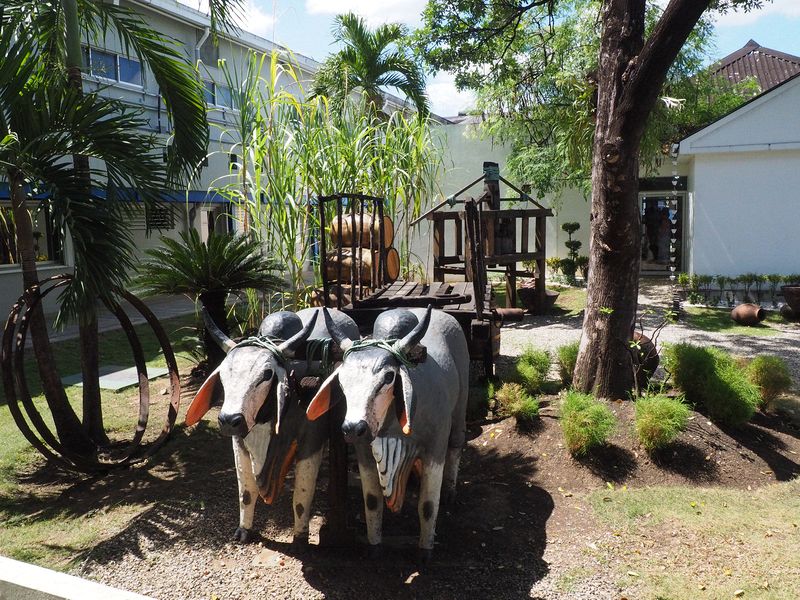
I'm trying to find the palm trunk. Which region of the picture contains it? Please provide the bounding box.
[9,170,93,453]
[65,0,106,444]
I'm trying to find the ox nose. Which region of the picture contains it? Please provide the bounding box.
[218,412,248,437]
[342,419,370,442]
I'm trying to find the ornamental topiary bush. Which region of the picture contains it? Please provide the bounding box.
[746,355,792,408]
[515,346,551,394]
[556,341,580,387]
[634,394,690,452]
[560,391,615,456]
[663,343,758,427]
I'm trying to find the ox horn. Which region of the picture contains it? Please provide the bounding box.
[322,307,354,352]
[201,307,237,353]
[278,311,318,358]
[394,304,432,354]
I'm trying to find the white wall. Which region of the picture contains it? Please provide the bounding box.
[688,150,800,275]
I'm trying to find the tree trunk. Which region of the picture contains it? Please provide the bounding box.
[79,315,109,445]
[200,291,229,370]
[573,0,713,399]
[65,0,106,442]
[9,171,93,453]
[573,0,646,399]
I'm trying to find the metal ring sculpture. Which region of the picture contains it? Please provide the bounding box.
[1,274,181,473]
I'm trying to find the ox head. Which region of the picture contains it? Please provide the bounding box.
[307,306,431,441]
[185,309,318,438]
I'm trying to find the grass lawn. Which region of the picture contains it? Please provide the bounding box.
[493,282,587,317]
[0,314,199,567]
[589,481,800,599]
[684,306,785,337]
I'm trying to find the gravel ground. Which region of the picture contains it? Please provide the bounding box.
[501,280,800,383]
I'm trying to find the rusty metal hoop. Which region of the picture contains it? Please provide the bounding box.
[0,274,181,473]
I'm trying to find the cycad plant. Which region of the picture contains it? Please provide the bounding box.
[135,230,283,368]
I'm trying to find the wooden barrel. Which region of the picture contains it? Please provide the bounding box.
[325,247,400,284]
[330,215,394,249]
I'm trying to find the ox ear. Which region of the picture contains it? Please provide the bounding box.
[273,364,289,435]
[185,367,221,426]
[306,367,341,421]
[396,365,416,435]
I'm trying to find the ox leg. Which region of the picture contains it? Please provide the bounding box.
[355,442,384,555]
[417,461,444,562]
[291,448,323,548]
[232,438,258,544]
[442,446,462,506]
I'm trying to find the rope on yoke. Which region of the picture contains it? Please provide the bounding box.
[343,338,413,369]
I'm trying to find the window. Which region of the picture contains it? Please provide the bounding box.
[1,203,61,266]
[146,205,175,230]
[203,80,216,105]
[83,46,143,87]
[119,56,142,86]
[203,80,236,109]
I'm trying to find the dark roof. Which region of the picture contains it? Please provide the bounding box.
[710,39,800,92]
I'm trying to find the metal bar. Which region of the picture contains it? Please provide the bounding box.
[377,200,386,286]
[336,199,343,309]
[357,198,364,300]
[350,199,356,305]
[409,174,484,227]
[319,198,329,307]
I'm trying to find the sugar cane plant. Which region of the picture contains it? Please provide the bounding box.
[211,51,443,310]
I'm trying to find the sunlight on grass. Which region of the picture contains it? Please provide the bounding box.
[590,481,800,599]
[684,306,783,337]
[493,282,586,317]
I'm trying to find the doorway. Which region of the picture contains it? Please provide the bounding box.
[640,193,684,275]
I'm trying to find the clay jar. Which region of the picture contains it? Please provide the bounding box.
[730,303,766,326]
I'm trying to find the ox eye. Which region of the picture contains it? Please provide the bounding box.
[263,369,274,382]
[383,371,395,386]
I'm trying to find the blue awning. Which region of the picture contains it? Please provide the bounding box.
[0,183,229,205]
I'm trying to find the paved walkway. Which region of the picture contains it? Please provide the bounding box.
[43,295,196,344]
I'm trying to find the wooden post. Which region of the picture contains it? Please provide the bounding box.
[535,213,547,313]
[505,265,516,308]
[432,217,445,282]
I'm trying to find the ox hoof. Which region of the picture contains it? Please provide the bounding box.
[417,547,433,568]
[233,527,254,544]
[290,533,310,553]
[365,544,383,560]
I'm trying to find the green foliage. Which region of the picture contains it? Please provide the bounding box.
[560,391,615,456]
[546,256,563,275]
[495,382,540,424]
[561,222,580,236]
[575,255,589,281]
[515,346,551,393]
[214,52,443,308]
[312,12,429,116]
[663,344,758,426]
[746,356,792,407]
[634,394,690,452]
[136,230,282,300]
[557,341,580,387]
[415,0,759,198]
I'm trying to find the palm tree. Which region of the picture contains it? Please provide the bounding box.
[135,230,284,369]
[312,12,429,118]
[0,0,244,455]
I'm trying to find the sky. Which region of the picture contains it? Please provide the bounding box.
[178,0,800,118]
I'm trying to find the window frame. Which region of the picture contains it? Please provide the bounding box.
[83,45,144,89]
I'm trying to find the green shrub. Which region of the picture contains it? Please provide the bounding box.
[496,382,540,424]
[663,343,758,426]
[560,391,615,456]
[747,355,792,407]
[556,341,580,387]
[635,395,690,452]
[515,346,550,393]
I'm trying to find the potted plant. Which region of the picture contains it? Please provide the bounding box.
[782,274,800,313]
